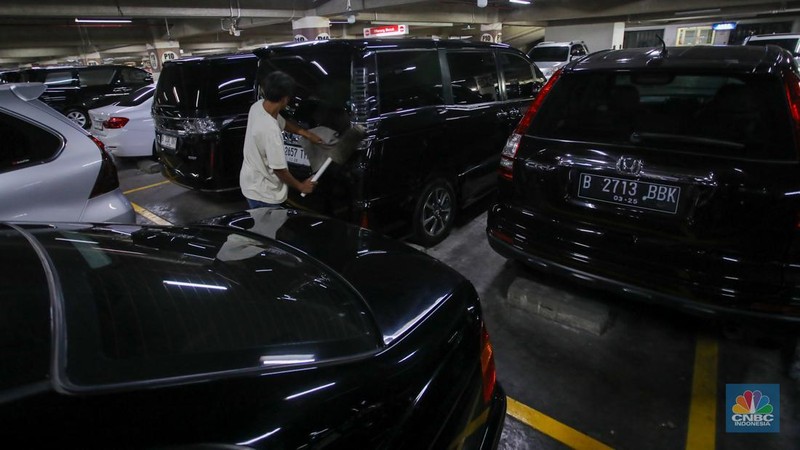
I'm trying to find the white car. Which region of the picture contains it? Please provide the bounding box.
[0,83,134,223]
[89,84,155,158]
[527,41,589,79]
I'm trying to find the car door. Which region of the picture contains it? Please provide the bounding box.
[441,49,506,206]
[78,67,125,109]
[0,109,90,221]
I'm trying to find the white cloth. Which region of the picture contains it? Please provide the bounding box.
[300,126,339,173]
[239,101,288,204]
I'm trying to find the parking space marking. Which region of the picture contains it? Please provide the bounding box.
[685,336,718,450]
[506,396,614,450]
[123,180,171,195]
[131,202,173,226]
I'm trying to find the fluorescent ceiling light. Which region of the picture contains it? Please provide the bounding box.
[75,18,132,24]
[372,21,454,27]
[674,8,720,16]
[509,0,531,4]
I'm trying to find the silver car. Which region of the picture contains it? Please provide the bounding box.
[0,83,134,222]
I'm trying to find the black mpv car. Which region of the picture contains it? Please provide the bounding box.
[0,210,505,448]
[488,44,800,321]
[155,41,544,245]
[12,65,151,129]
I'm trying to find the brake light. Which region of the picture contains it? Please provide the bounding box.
[480,322,497,404]
[103,117,129,129]
[783,68,800,151]
[499,68,563,181]
[88,135,120,198]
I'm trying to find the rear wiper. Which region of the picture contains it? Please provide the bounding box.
[630,131,745,149]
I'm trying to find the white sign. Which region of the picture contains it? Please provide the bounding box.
[162,51,178,62]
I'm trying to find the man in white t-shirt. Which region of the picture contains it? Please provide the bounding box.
[240,70,323,208]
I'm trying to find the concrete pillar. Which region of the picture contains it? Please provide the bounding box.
[611,22,625,50]
[292,16,331,42]
[83,51,103,66]
[479,23,502,43]
[146,40,181,81]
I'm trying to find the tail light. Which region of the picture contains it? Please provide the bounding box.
[359,212,370,229]
[88,135,120,198]
[102,117,129,129]
[782,67,800,152]
[499,68,564,181]
[479,322,497,404]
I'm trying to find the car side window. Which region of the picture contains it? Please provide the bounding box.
[447,51,499,105]
[571,45,587,57]
[118,67,149,84]
[78,68,116,87]
[377,50,443,113]
[44,70,76,87]
[500,52,540,100]
[0,111,62,173]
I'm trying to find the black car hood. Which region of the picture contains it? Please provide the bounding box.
[199,209,469,345]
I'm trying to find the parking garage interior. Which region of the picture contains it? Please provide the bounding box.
[2,1,800,449]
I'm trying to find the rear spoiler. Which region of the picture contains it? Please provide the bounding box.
[1,83,46,101]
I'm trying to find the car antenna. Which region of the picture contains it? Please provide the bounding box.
[655,35,668,58]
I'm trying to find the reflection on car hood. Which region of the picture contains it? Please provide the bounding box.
[199,208,470,345]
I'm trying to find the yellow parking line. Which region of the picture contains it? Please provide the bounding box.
[507,397,614,450]
[123,180,171,195]
[685,336,718,450]
[131,202,173,226]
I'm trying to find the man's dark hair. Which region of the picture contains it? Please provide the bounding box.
[259,70,295,102]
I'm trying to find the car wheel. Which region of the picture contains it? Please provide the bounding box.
[65,108,90,129]
[413,178,456,247]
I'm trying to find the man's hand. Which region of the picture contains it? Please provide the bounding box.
[299,177,316,194]
[303,130,324,145]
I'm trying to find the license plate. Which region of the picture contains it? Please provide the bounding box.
[578,173,680,214]
[159,134,177,150]
[284,144,309,166]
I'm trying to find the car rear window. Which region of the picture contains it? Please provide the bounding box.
[116,85,155,107]
[745,38,799,53]
[154,56,258,115]
[527,72,796,160]
[36,225,379,388]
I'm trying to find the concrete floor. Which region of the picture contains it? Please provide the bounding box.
[118,157,800,450]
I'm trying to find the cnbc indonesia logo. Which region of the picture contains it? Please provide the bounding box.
[726,385,780,433]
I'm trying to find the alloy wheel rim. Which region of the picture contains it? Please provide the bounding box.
[421,187,453,237]
[66,111,87,127]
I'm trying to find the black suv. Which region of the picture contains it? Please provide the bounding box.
[488,45,800,321]
[13,65,151,128]
[154,40,544,245]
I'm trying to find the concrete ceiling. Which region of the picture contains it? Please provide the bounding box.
[1,0,799,66]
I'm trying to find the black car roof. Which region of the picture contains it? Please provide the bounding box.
[254,38,514,57]
[569,45,793,74]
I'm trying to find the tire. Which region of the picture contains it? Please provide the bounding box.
[65,108,90,129]
[412,178,456,247]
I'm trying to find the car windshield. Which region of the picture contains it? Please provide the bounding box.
[116,85,155,107]
[528,46,570,62]
[34,224,380,388]
[527,71,796,160]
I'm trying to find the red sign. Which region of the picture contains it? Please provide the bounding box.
[363,24,408,38]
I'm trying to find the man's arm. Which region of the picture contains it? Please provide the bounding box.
[284,120,324,144]
[274,168,315,194]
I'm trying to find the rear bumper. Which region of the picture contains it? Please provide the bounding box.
[487,203,800,322]
[481,383,507,450]
[80,189,135,223]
